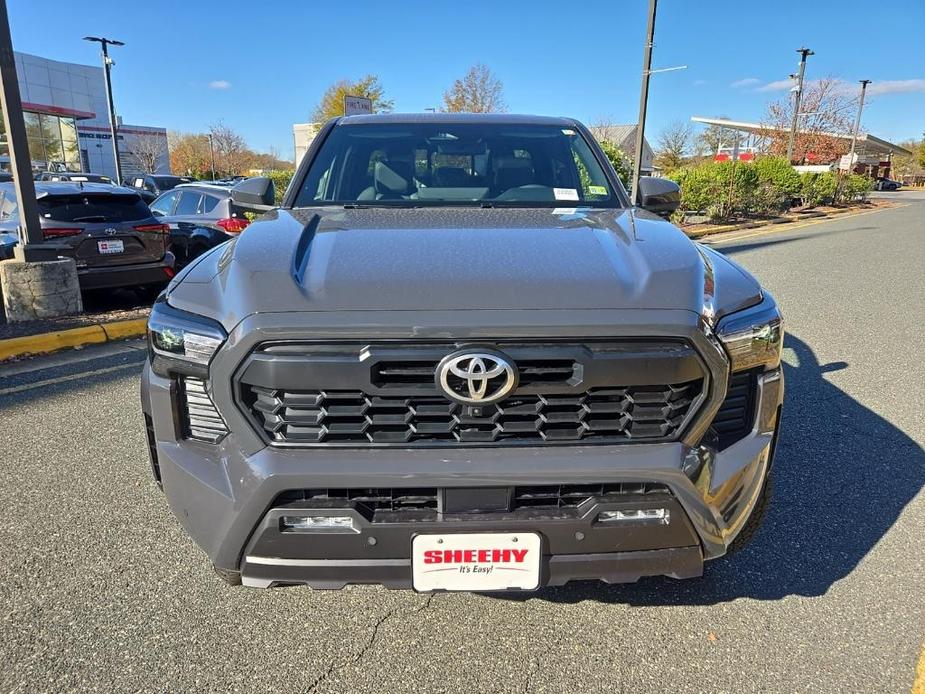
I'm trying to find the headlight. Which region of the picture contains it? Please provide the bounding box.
[147,298,226,378]
[716,294,783,371]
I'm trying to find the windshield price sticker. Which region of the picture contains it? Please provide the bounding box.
[554,188,579,201]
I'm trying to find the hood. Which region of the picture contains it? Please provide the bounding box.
[168,207,757,328]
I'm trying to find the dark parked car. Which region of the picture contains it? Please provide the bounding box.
[0,172,13,183]
[0,182,174,292]
[149,182,252,267]
[142,113,783,592]
[37,172,114,184]
[875,177,902,191]
[125,174,196,204]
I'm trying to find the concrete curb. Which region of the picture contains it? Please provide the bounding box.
[683,205,868,239]
[0,318,148,362]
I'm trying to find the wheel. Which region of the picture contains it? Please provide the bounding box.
[212,564,242,586]
[725,473,772,555]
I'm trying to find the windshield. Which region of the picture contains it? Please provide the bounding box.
[293,122,623,207]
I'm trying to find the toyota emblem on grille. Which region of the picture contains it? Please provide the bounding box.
[436,349,518,405]
[105,228,118,236]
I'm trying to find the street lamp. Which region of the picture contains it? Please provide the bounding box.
[207,132,216,180]
[83,36,124,183]
[786,47,814,163]
[848,80,871,164]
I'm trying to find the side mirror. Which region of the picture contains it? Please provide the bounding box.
[231,176,276,211]
[637,176,680,219]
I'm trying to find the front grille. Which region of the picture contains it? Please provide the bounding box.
[709,369,759,449]
[237,340,708,447]
[276,483,671,520]
[372,357,578,389]
[179,378,228,443]
[244,381,702,446]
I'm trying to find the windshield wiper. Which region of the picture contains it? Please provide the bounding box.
[72,215,107,222]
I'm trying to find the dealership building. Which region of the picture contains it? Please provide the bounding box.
[0,51,169,180]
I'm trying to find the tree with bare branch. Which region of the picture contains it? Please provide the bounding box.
[125,131,167,174]
[442,64,506,113]
[653,121,692,171]
[762,78,858,163]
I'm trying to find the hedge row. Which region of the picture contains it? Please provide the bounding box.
[667,157,873,222]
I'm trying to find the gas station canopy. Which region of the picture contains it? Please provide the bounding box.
[690,116,912,165]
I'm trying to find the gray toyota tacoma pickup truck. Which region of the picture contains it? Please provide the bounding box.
[140,113,783,592]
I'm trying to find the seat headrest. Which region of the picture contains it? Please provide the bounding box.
[432,166,470,187]
[374,160,413,195]
[493,155,534,190]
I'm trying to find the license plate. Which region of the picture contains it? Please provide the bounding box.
[412,532,541,592]
[97,240,124,254]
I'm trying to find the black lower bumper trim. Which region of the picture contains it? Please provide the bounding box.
[240,546,703,590]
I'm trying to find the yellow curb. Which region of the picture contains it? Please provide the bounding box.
[913,639,925,694]
[685,202,898,241]
[699,204,907,244]
[101,318,149,341]
[0,317,147,361]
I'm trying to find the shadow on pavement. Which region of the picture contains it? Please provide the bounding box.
[707,226,877,255]
[499,333,925,605]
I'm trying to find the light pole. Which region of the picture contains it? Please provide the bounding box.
[848,79,871,164]
[786,47,814,163]
[207,132,216,180]
[83,36,124,183]
[0,0,47,258]
[630,0,657,204]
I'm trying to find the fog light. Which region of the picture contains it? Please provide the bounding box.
[597,508,669,524]
[281,515,357,532]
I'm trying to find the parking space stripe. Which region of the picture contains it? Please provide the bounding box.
[0,362,141,396]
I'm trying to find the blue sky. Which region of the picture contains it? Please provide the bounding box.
[9,0,925,158]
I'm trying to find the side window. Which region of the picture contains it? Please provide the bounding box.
[0,191,17,220]
[144,177,156,192]
[200,195,220,214]
[150,190,179,216]
[175,191,203,216]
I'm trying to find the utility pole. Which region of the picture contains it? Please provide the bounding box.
[848,79,871,162]
[0,0,51,259]
[83,36,124,183]
[630,0,657,204]
[207,132,216,180]
[786,47,814,163]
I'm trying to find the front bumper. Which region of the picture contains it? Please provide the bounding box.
[141,353,783,590]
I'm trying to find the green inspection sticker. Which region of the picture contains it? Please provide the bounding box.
[588,185,608,196]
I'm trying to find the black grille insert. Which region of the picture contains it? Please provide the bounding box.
[179,378,228,443]
[709,369,759,449]
[243,381,702,446]
[276,482,671,518]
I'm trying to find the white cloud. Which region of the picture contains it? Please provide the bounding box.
[756,78,796,92]
[208,80,231,90]
[866,79,925,95]
[693,79,708,87]
[730,77,760,88]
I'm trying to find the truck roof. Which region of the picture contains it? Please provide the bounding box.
[337,112,579,127]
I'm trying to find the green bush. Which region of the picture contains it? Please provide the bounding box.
[260,169,296,204]
[668,160,758,221]
[839,173,873,203]
[753,157,802,215]
[800,172,838,207]
[596,140,632,189]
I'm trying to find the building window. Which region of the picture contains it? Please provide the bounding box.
[0,107,82,173]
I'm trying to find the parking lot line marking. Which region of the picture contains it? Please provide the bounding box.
[0,362,140,396]
[704,204,910,246]
[0,340,144,378]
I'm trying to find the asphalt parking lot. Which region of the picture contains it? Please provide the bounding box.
[1,192,923,692]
